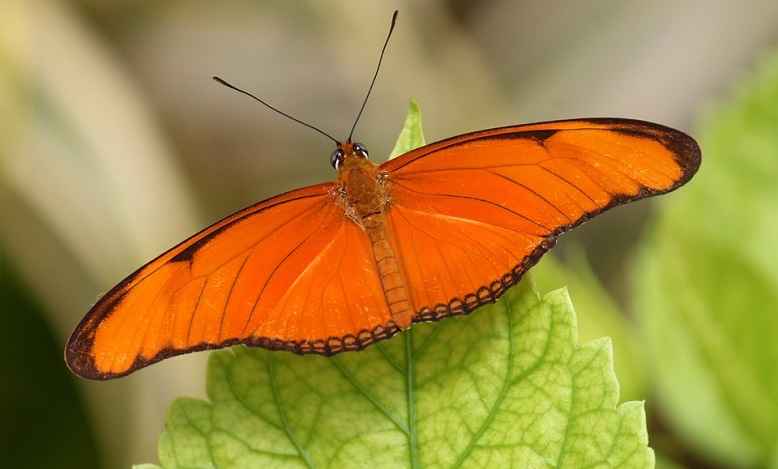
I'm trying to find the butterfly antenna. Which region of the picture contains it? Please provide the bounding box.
[347,10,399,142]
[212,76,339,145]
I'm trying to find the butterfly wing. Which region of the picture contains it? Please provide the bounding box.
[66,183,396,379]
[378,118,701,320]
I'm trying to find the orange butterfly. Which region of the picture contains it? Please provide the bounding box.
[66,116,700,379]
[65,13,701,380]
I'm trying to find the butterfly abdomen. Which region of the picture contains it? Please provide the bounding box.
[337,151,413,330]
[364,219,412,329]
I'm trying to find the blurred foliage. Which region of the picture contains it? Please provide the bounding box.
[0,258,100,468]
[634,52,778,467]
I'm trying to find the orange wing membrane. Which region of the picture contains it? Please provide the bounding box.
[66,119,700,379]
[380,118,699,321]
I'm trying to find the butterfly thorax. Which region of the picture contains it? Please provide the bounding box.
[336,142,388,229]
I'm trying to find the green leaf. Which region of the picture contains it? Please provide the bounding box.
[633,51,778,466]
[152,280,653,468]
[146,100,651,468]
[533,253,646,402]
[388,99,425,159]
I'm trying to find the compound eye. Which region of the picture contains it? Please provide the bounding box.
[352,142,369,159]
[330,148,345,169]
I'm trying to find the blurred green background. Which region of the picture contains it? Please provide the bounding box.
[2,1,778,468]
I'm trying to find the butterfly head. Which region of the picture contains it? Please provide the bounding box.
[331,141,369,171]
